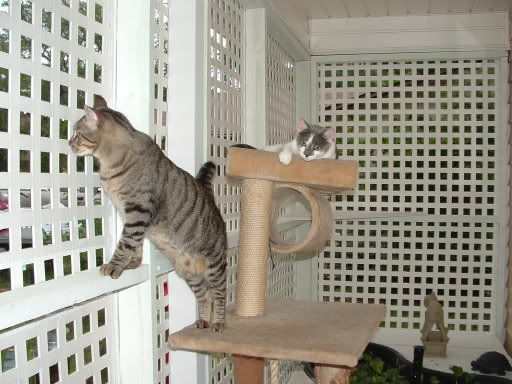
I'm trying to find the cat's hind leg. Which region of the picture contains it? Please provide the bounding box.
[206,253,227,332]
[185,275,211,329]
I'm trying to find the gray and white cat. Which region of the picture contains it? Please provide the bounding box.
[261,119,336,164]
[69,96,227,332]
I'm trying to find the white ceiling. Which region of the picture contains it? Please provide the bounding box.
[272,0,512,19]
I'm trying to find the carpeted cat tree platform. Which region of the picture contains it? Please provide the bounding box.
[169,148,385,384]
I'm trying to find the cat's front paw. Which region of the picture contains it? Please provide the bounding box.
[211,322,225,333]
[195,319,210,329]
[99,263,125,279]
[279,151,292,165]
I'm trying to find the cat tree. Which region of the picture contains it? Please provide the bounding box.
[169,147,385,384]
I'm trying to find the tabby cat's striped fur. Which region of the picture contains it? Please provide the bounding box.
[69,96,227,331]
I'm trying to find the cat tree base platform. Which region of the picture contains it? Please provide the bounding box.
[169,299,385,384]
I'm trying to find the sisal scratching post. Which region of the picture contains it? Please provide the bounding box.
[235,178,274,317]
[314,365,353,384]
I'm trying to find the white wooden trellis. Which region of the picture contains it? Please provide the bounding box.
[314,54,509,340]
[0,0,118,382]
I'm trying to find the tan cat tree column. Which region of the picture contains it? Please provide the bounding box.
[169,148,386,384]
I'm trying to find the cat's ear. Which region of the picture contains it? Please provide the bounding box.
[84,105,100,129]
[297,119,309,132]
[323,126,336,141]
[93,94,108,109]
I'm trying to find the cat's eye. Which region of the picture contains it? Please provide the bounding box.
[301,140,306,146]
[314,145,320,151]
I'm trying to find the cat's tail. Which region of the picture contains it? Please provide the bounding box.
[196,161,216,190]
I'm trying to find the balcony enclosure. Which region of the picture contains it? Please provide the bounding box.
[1,0,512,383]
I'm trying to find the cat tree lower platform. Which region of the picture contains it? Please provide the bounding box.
[169,148,384,384]
[170,299,385,384]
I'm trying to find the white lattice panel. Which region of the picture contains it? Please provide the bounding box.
[207,0,244,234]
[151,0,169,155]
[316,57,505,334]
[0,294,117,383]
[266,34,295,147]
[155,273,170,384]
[0,0,113,292]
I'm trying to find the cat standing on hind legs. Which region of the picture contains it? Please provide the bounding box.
[69,95,227,331]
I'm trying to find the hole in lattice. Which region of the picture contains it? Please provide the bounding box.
[63,255,72,275]
[77,186,85,205]
[28,373,40,384]
[41,79,51,102]
[79,0,87,15]
[44,259,54,280]
[80,251,88,271]
[59,153,68,173]
[98,308,106,327]
[1,345,15,372]
[95,3,103,23]
[77,89,86,109]
[96,248,104,267]
[0,227,8,252]
[94,187,102,205]
[22,263,35,286]
[86,377,93,384]
[59,119,69,140]
[61,18,70,40]
[0,189,7,212]
[94,217,103,236]
[0,148,6,172]
[20,35,31,59]
[20,150,30,172]
[26,337,38,361]
[42,8,52,32]
[66,321,75,342]
[82,314,91,334]
[41,45,52,70]
[41,115,50,137]
[60,84,68,106]
[67,353,77,374]
[47,329,57,351]
[60,187,68,207]
[21,0,32,23]
[41,153,50,173]
[0,108,7,132]
[20,111,31,134]
[77,57,86,78]
[61,222,70,242]
[0,67,8,92]
[78,219,87,238]
[41,188,51,208]
[94,33,102,53]
[0,29,6,53]
[42,223,53,245]
[20,73,31,97]
[49,362,59,384]
[99,337,107,356]
[83,345,92,365]
[78,26,87,47]
[94,63,102,83]
[0,268,11,292]
[21,225,33,248]
[60,51,69,72]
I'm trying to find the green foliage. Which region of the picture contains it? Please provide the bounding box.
[449,365,479,384]
[350,353,409,384]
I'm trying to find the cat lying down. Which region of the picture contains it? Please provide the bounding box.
[233,119,337,164]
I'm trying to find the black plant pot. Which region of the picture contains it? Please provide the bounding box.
[303,342,512,384]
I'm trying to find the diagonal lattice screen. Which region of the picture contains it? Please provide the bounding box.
[317,57,504,334]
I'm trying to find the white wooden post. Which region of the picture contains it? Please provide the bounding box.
[115,1,157,383]
[168,0,209,383]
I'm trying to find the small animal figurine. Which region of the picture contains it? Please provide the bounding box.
[421,292,448,342]
[471,351,512,376]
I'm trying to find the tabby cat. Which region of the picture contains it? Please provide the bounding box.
[263,119,337,164]
[69,96,227,331]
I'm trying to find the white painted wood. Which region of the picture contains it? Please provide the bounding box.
[168,0,207,175]
[0,266,149,330]
[344,0,369,17]
[310,12,510,55]
[245,8,267,149]
[269,0,310,52]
